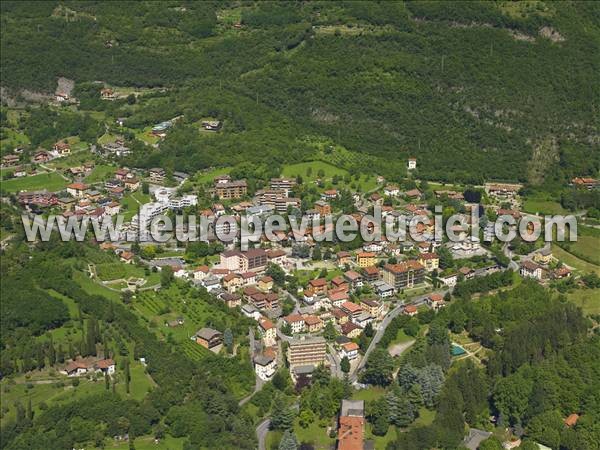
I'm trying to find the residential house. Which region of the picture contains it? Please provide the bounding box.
[353,312,374,328]
[222,273,242,293]
[148,168,166,184]
[258,276,274,291]
[404,305,418,316]
[193,328,222,349]
[120,251,134,264]
[315,200,332,216]
[341,321,363,339]
[533,247,553,265]
[33,150,51,163]
[193,265,210,281]
[94,359,116,375]
[53,141,71,156]
[344,270,364,290]
[303,315,324,333]
[284,314,305,334]
[362,266,380,283]
[440,273,458,287]
[340,342,360,360]
[337,251,351,267]
[337,400,365,450]
[418,252,440,272]
[359,298,382,317]
[356,252,377,268]
[520,260,543,280]
[329,290,349,308]
[66,182,89,198]
[340,301,363,320]
[321,189,338,200]
[332,307,350,325]
[124,178,140,191]
[309,278,328,295]
[254,354,277,381]
[382,261,425,290]
[384,185,400,197]
[427,293,445,310]
[241,304,261,321]
[214,176,248,199]
[259,319,277,347]
[372,280,394,298]
[220,292,242,308]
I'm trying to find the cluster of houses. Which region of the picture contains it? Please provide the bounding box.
[60,357,115,377]
[519,247,571,282]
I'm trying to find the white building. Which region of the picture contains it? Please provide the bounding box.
[339,342,359,360]
[169,195,198,209]
[407,157,417,170]
[254,354,277,381]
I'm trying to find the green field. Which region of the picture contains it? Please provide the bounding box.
[562,226,600,266]
[523,198,568,215]
[552,244,600,276]
[102,435,185,450]
[95,262,154,282]
[565,288,600,316]
[293,418,336,449]
[282,160,378,192]
[86,164,115,183]
[1,171,67,192]
[194,166,232,185]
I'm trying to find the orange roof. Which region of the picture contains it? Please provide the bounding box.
[309,278,327,287]
[194,265,209,273]
[303,315,322,326]
[341,301,362,314]
[67,182,88,190]
[260,319,274,330]
[384,260,424,274]
[342,342,359,352]
[429,293,444,302]
[357,252,376,258]
[564,413,579,427]
[404,305,417,314]
[284,314,304,324]
[337,416,364,450]
[420,252,439,260]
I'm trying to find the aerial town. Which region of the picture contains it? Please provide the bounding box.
[1,2,599,450]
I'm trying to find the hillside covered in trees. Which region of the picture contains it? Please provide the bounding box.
[2,1,599,185]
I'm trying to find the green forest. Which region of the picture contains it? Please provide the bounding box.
[1,1,599,185]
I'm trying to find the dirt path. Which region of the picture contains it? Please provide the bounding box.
[388,339,415,357]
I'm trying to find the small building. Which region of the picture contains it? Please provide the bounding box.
[533,247,553,265]
[372,280,394,298]
[254,354,276,381]
[341,321,362,339]
[404,304,418,316]
[193,328,222,349]
[407,157,417,170]
[284,314,305,334]
[520,260,543,280]
[356,252,377,268]
[418,252,440,272]
[94,359,116,375]
[427,293,445,310]
[340,342,359,360]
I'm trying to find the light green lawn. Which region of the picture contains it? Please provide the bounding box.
[293,418,336,449]
[194,166,232,185]
[135,127,160,145]
[552,244,600,276]
[282,160,377,192]
[102,435,185,450]
[565,288,600,316]
[1,172,67,192]
[523,199,567,215]
[351,386,386,402]
[74,270,121,301]
[86,164,115,183]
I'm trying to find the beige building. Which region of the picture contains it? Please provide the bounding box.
[287,336,327,369]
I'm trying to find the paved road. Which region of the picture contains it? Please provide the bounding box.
[239,327,265,407]
[350,289,448,382]
[503,243,519,271]
[256,418,270,450]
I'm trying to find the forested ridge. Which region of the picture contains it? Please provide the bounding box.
[1,1,599,184]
